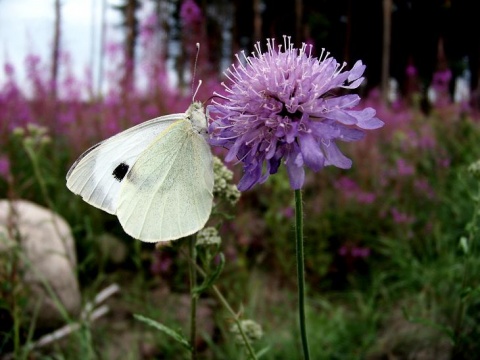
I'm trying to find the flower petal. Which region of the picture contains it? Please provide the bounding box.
[338,127,365,142]
[286,162,305,190]
[323,142,352,169]
[358,117,385,130]
[322,109,357,125]
[237,162,262,191]
[308,121,340,139]
[347,60,366,82]
[342,77,364,89]
[299,132,325,171]
[225,138,244,162]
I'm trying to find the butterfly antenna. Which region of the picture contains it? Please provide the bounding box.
[192,43,201,102]
[193,80,202,102]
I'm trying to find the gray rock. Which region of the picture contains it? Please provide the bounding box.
[0,199,81,328]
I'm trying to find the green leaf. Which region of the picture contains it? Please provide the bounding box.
[133,314,192,351]
[193,253,225,295]
[459,236,469,255]
[256,346,271,358]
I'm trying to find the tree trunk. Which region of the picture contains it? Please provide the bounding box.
[294,0,303,44]
[253,0,262,42]
[51,0,61,102]
[344,0,352,63]
[122,0,138,98]
[97,0,107,96]
[381,0,392,104]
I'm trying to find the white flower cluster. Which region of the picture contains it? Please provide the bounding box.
[468,159,480,179]
[196,226,221,246]
[14,124,51,148]
[229,319,263,345]
[213,156,240,205]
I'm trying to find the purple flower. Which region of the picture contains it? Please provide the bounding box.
[180,0,202,25]
[208,36,384,191]
[351,246,370,259]
[391,208,414,225]
[338,244,371,259]
[396,158,414,176]
[4,62,15,77]
[0,156,10,179]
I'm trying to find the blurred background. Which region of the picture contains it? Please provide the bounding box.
[1,0,480,359]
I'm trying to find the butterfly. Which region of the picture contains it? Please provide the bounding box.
[66,101,214,242]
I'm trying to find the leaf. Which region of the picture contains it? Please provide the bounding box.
[459,236,469,255]
[133,314,192,351]
[193,253,225,295]
[256,346,271,358]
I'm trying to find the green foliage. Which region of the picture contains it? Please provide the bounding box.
[134,314,192,352]
[1,107,480,358]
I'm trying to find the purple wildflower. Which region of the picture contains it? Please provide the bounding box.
[282,206,294,219]
[396,158,414,176]
[0,156,10,179]
[150,251,173,275]
[4,63,15,76]
[180,0,202,25]
[334,176,376,204]
[429,68,452,107]
[208,36,384,191]
[351,246,370,259]
[391,208,414,225]
[338,244,370,259]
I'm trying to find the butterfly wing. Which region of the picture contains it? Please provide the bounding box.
[66,113,184,214]
[116,118,214,242]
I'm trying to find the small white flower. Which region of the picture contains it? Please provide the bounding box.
[196,227,221,246]
[230,319,263,345]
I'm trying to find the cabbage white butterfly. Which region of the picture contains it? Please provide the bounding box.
[66,101,214,242]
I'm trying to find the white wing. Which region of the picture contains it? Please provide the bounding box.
[66,113,184,214]
[116,119,214,242]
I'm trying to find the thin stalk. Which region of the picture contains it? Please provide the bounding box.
[295,189,310,360]
[210,282,257,360]
[182,249,258,360]
[24,145,54,211]
[13,286,21,359]
[24,145,74,273]
[6,188,23,359]
[189,235,198,360]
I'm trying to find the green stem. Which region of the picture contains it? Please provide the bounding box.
[24,145,54,211]
[453,182,480,346]
[183,251,258,360]
[189,235,198,360]
[295,189,310,360]
[24,145,66,246]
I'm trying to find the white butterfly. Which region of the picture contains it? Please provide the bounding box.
[66,101,214,242]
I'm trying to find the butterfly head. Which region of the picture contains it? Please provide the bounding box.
[188,101,208,139]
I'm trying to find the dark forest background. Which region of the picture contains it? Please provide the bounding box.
[112,0,479,101]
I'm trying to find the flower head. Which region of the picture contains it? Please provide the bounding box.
[229,319,263,345]
[468,159,480,180]
[208,36,384,190]
[213,156,241,205]
[196,226,222,246]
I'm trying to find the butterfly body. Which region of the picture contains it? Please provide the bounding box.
[66,102,214,242]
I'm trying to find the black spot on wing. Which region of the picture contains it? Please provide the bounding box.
[112,162,129,182]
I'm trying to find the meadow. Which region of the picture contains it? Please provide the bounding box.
[2,8,480,360]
